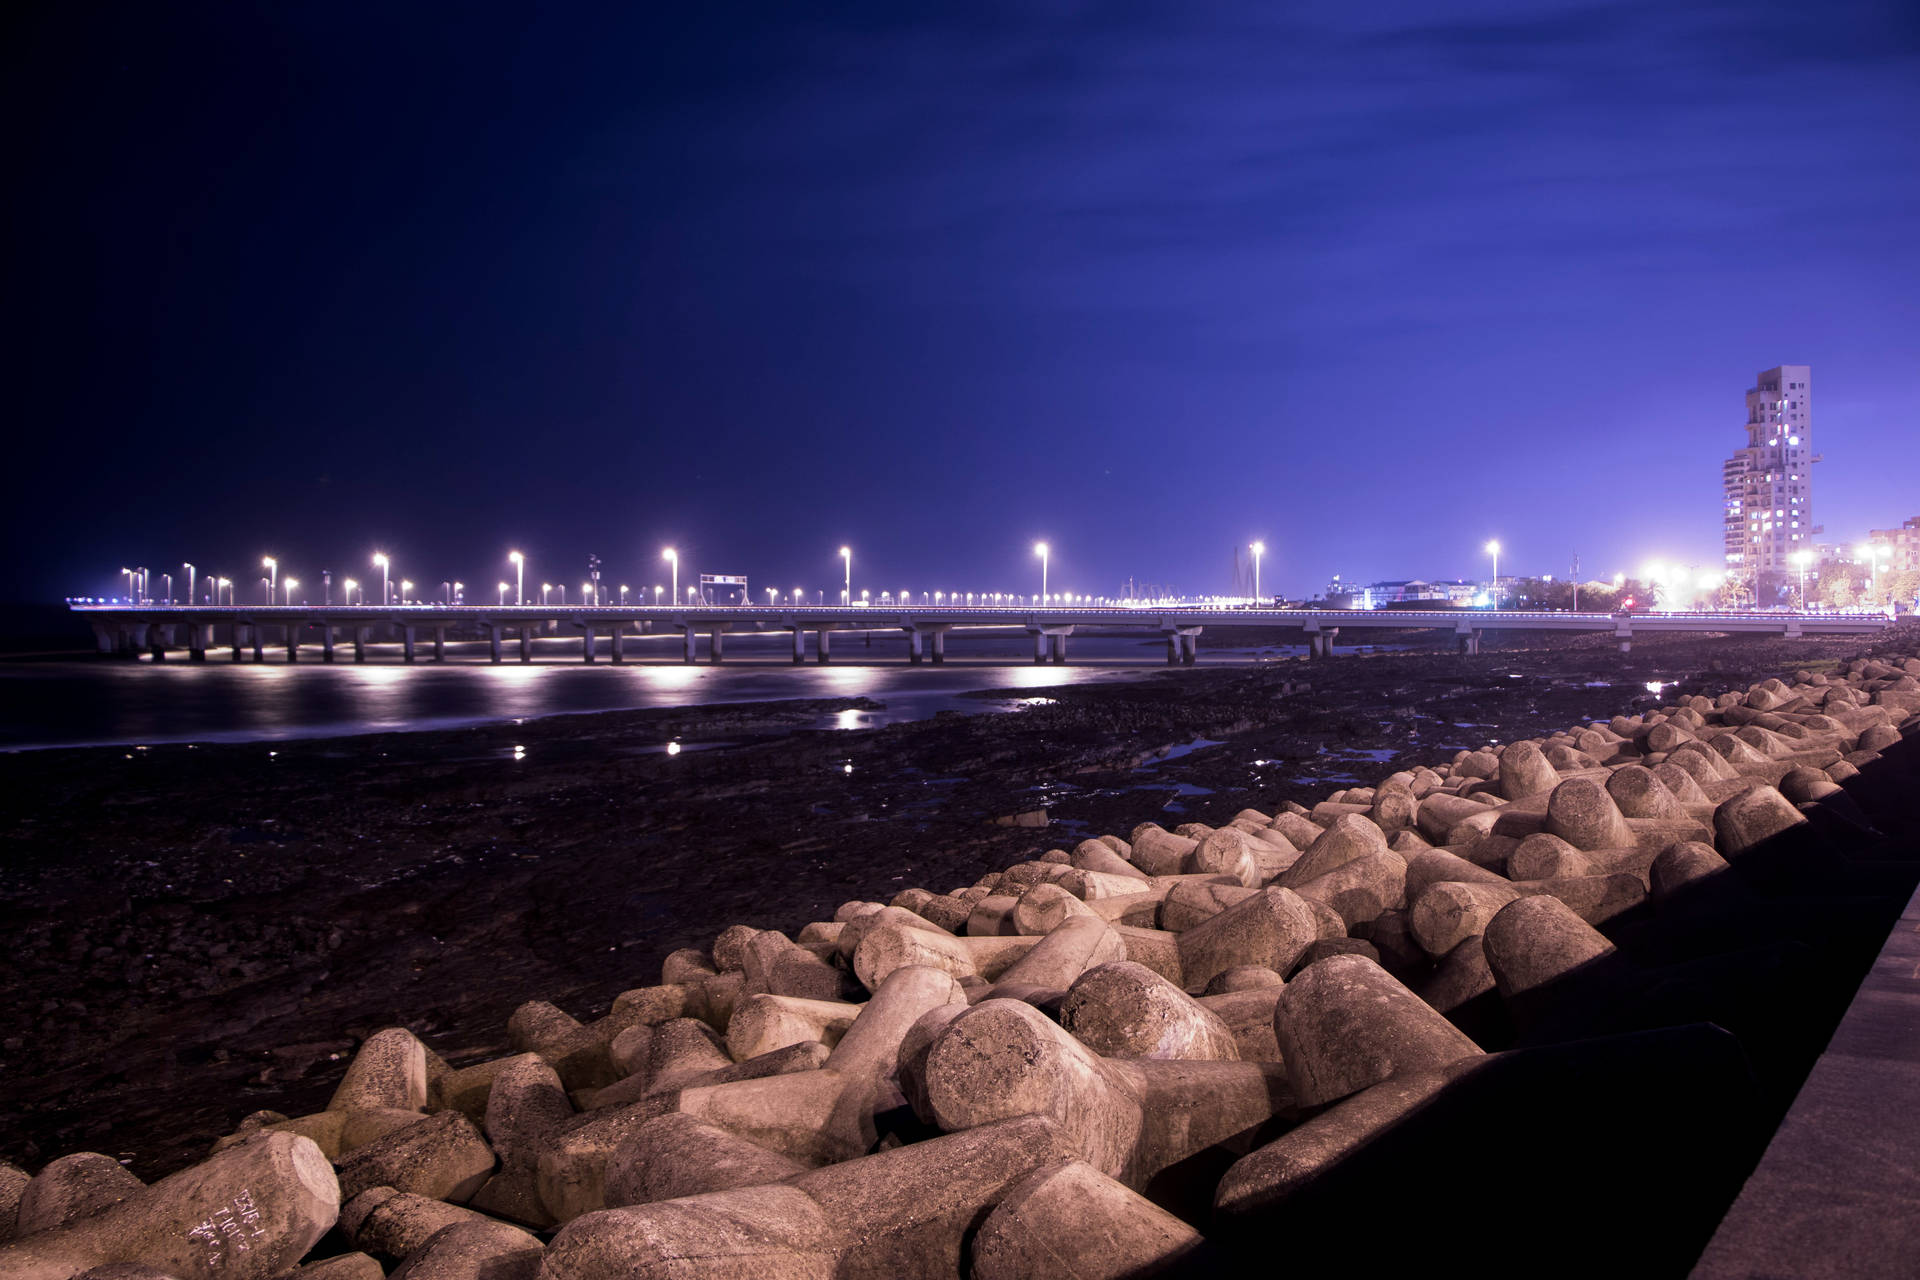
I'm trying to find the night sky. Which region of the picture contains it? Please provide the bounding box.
[6,1,1917,605]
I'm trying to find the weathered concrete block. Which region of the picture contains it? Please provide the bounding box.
[293,1251,384,1280]
[388,1219,541,1280]
[14,1154,144,1237]
[467,1054,571,1229]
[726,995,862,1062]
[0,1133,337,1280]
[1060,961,1240,1061]
[1482,894,1617,1005]
[541,1117,1079,1280]
[970,1159,1204,1280]
[1291,850,1407,929]
[334,1111,495,1204]
[1497,740,1561,800]
[1196,988,1285,1062]
[1175,887,1320,995]
[1278,814,1390,888]
[1273,954,1483,1108]
[1714,785,1808,856]
[1544,777,1634,851]
[924,999,1292,1188]
[989,915,1128,1002]
[329,1028,429,1115]
[1408,880,1522,958]
[340,1188,486,1260]
[603,1113,808,1208]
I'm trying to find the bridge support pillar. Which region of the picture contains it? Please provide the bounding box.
[231,625,244,662]
[1167,634,1181,665]
[148,624,167,662]
[519,627,532,663]
[1308,628,1339,659]
[611,627,625,663]
[931,630,946,664]
[487,625,502,664]
[1050,633,1067,664]
[402,625,416,663]
[1183,633,1197,664]
[433,627,446,662]
[90,622,114,654]
[286,625,298,663]
[1032,630,1046,664]
[710,629,724,663]
[1614,627,1632,654]
[188,622,208,662]
[682,626,697,664]
[908,629,924,665]
[322,625,335,663]
[251,625,265,663]
[791,627,805,664]
[816,628,832,664]
[353,628,367,663]
[581,625,596,663]
[1456,628,1482,656]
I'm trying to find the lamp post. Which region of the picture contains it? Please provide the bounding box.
[184,563,195,608]
[263,556,277,603]
[282,578,296,605]
[766,588,777,605]
[218,577,231,605]
[1856,544,1891,606]
[1250,541,1265,605]
[453,581,464,605]
[1035,542,1049,606]
[401,580,413,605]
[498,581,509,606]
[655,586,663,604]
[622,585,630,606]
[373,553,390,606]
[344,578,357,606]
[509,550,524,605]
[323,570,332,605]
[542,583,551,606]
[664,548,678,606]
[793,587,802,606]
[840,546,851,606]
[1485,540,1501,608]
[1793,550,1812,609]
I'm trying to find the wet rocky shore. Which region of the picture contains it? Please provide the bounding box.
[0,626,1910,1194]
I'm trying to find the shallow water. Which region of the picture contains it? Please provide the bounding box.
[0,629,1349,751]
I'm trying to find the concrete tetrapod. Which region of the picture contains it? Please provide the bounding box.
[333,1111,495,1204]
[665,964,968,1171]
[1272,954,1485,1109]
[1174,887,1321,996]
[922,999,1293,1189]
[602,1113,808,1207]
[467,1054,571,1229]
[1058,962,1240,1061]
[538,1116,1081,1280]
[0,1133,338,1280]
[1481,893,1618,1015]
[987,914,1128,1003]
[969,1159,1204,1280]
[1277,814,1390,889]
[13,1155,144,1237]
[387,1220,542,1280]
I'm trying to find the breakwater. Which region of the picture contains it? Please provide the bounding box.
[2,643,1916,1276]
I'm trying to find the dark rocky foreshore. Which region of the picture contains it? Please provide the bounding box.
[1,627,1916,1277]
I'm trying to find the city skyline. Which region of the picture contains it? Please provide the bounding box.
[6,2,1917,604]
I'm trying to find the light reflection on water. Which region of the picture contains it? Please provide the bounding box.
[0,632,1296,752]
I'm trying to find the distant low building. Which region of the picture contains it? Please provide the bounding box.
[1867,517,1920,576]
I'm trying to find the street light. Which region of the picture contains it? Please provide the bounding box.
[1035,542,1049,606]
[184,563,195,608]
[766,588,777,605]
[622,585,630,605]
[263,557,277,603]
[217,577,231,605]
[498,581,509,606]
[542,583,552,606]
[1484,540,1500,608]
[1792,550,1812,608]
[655,585,664,604]
[401,580,413,605]
[1856,543,1891,605]
[453,581,464,604]
[284,578,298,605]
[1250,541,1265,605]
[840,546,851,606]
[663,548,678,605]
[344,578,357,605]
[509,550,524,605]
[373,552,390,606]
[121,568,134,601]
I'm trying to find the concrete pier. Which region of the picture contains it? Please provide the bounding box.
[285,623,298,662]
[579,623,595,663]
[931,629,946,664]
[488,624,502,664]
[683,626,697,664]
[1455,624,1483,656]
[711,628,725,663]
[402,625,416,663]
[434,626,446,662]
[518,627,532,663]
[251,624,264,663]
[817,628,832,664]
[611,626,625,664]
[791,627,806,664]
[353,628,367,663]
[322,625,335,663]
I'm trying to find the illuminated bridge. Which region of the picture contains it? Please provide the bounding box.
[68,603,1896,665]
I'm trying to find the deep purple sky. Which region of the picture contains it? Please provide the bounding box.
[5,1,1917,603]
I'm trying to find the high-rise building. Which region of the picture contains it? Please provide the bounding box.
[1722,365,1816,601]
